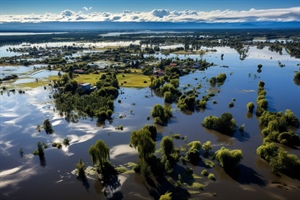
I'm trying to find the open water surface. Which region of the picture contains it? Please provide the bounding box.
[0,45,300,199]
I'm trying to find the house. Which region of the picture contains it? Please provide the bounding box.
[153,68,165,76]
[74,69,85,74]
[87,63,99,68]
[79,83,91,91]
[98,64,107,71]
[170,63,177,67]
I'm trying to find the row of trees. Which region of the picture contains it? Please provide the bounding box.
[254,80,300,179]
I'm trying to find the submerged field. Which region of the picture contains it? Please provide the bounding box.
[0,34,300,200]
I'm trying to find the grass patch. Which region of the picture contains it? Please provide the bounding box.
[117,73,150,88]
[115,166,128,174]
[73,74,101,85]
[15,76,59,88]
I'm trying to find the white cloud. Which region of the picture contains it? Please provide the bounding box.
[61,10,74,17]
[0,7,299,23]
[83,7,92,11]
[151,9,170,18]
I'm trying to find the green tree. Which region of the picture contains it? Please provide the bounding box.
[151,104,172,125]
[202,141,212,156]
[214,147,243,169]
[76,159,86,179]
[257,99,268,110]
[202,112,236,135]
[294,71,300,85]
[43,119,54,134]
[161,136,174,156]
[247,102,255,113]
[130,128,156,161]
[258,80,265,88]
[37,141,44,156]
[185,141,202,165]
[88,140,110,173]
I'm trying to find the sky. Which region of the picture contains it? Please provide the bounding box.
[0,0,299,23]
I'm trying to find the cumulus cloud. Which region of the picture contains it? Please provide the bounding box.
[61,10,74,17]
[151,9,170,18]
[0,7,299,23]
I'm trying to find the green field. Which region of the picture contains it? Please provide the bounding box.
[117,73,150,88]
[6,69,150,89]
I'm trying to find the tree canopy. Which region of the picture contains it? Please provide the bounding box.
[43,119,54,134]
[214,147,243,169]
[202,112,236,135]
[88,140,110,172]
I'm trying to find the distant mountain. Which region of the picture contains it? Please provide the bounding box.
[0,22,299,31]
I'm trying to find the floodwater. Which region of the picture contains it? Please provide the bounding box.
[0,45,300,200]
[0,41,140,58]
[0,32,68,36]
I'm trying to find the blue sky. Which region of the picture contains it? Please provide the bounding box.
[1,0,299,14]
[0,0,299,22]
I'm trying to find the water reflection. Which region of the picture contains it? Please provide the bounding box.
[39,154,46,168]
[0,45,299,199]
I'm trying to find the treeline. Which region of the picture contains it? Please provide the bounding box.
[253,81,300,179]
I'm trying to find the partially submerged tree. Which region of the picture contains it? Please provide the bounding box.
[89,140,110,174]
[202,112,236,135]
[76,159,86,179]
[43,119,54,134]
[202,141,212,156]
[185,141,202,165]
[130,128,156,161]
[214,147,243,169]
[151,104,172,125]
[247,102,255,113]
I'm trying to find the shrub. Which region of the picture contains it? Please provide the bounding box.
[214,147,243,169]
[257,99,268,110]
[258,81,265,87]
[216,73,227,85]
[151,104,172,125]
[257,64,263,69]
[202,141,212,156]
[43,119,54,134]
[201,169,208,176]
[63,138,70,146]
[247,102,255,113]
[208,173,215,180]
[202,112,236,135]
[198,100,207,108]
[159,192,172,200]
[192,182,204,190]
